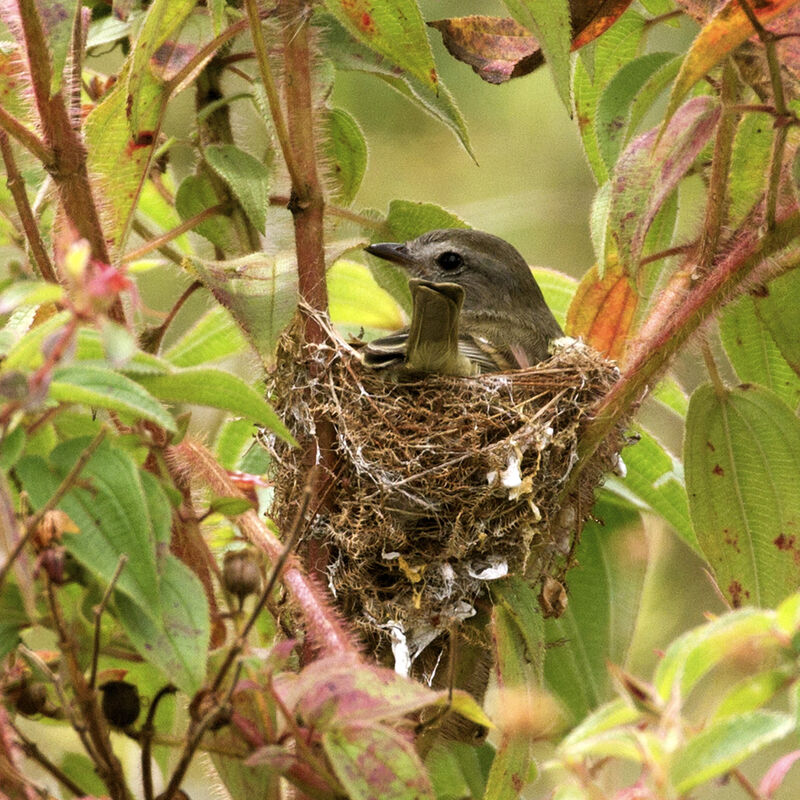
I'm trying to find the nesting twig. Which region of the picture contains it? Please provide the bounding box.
[263,317,624,671]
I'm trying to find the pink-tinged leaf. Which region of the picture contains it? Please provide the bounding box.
[609,95,721,275]
[759,749,800,797]
[428,16,542,84]
[323,723,435,800]
[275,654,440,728]
[665,0,800,124]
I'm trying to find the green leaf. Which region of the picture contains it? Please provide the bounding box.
[426,741,493,800]
[596,51,676,171]
[322,0,438,90]
[491,577,546,685]
[503,0,572,111]
[753,268,800,380]
[323,724,435,800]
[572,10,647,183]
[50,365,176,432]
[532,267,576,331]
[544,497,646,722]
[214,418,260,471]
[175,173,235,250]
[728,111,773,228]
[605,427,699,554]
[486,604,534,800]
[15,440,168,613]
[163,306,248,367]
[135,367,295,444]
[74,328,170,375]
[204,144,270,233]
[720,295,800,410]
[670,711,794,793]
[0,425,26,470]
[208,496,255,516]
[713,668,792,721]
[3,311,71,370]
[45,0,79,95]
[187,252,297,360]
[663,0,800,126]
[319,14,473,158]
[0,281,64,314]
[653,608,774,701]
[626,53,681,136]
[651,376,689,417]
[0,581,28,660]
[116,554,209,695]
[126,0,199,131]
[685,383,800,607]
[328,259,403,331]
[324,108,367,205]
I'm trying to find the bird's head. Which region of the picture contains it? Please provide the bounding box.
[365,228,541,314]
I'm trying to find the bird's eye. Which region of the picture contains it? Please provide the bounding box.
[436,251,464,271]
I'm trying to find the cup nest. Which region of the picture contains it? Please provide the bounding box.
[263,315,625,666]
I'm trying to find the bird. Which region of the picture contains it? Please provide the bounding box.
[363,228,563,375]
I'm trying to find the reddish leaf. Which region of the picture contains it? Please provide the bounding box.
[323,724,434,800]
[429,2,635,84]
[571,0,636,49]
[566,258,637,362]
[274,654,439,728]
[759,750,800,798]
[427,17,542,84]
[666,0,800,123]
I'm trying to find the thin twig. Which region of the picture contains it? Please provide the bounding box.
[160,663,243,800]
[0,104,54,167]
[739,0,791,231]
[18,643,100,763]
[701,340,726,397]
[731,768,768,800]
[0,130,57,281]
[143,281,203,354]
[210,472,316,694]
[0,428,107,593]
[244,0,303,191]
[12,720,89,797]
[122,204,228,263]
[269,194,388,232]
[141,685,177,800]
[696,60,741,279]
[89,554,129,689]
[45,577,133,800]
[131,219,185,267]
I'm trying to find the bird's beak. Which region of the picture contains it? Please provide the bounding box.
[365,242,415,268]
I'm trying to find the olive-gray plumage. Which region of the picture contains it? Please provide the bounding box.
[364,228,563,374]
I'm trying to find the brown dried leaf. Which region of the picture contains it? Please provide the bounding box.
[428,16,542,84]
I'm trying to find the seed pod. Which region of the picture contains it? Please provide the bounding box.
[99,680,140,728]
[222,549,261,608]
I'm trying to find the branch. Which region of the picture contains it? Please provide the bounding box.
[0,129,57,282]
[122,204,229,263]
[170,439,360,656]
[0,104,53,167]
[567,208,800,498]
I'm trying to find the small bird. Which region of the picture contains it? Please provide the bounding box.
[364,228,563,375]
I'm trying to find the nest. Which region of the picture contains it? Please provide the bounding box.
[264,315,624,670]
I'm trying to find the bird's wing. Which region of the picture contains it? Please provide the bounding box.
[456,333,517,373]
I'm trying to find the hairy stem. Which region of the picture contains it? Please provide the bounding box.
[0,130,56,282]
